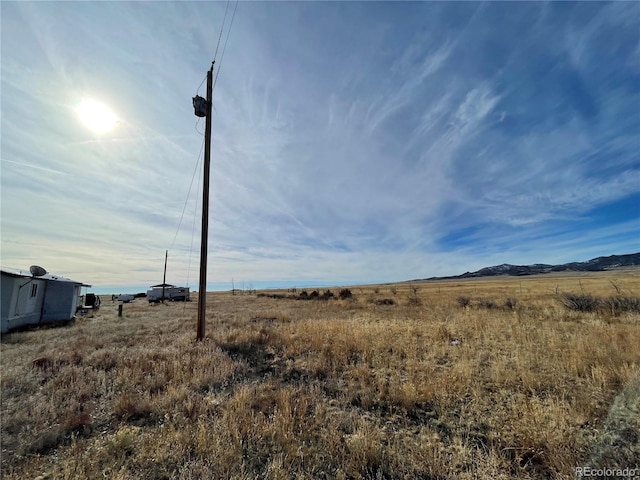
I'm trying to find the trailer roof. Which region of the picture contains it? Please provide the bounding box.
[1,267,92,287]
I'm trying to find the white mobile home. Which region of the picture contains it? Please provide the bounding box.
[147,283,190,303]
[1,267,91,333]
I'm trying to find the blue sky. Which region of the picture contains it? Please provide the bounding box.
[1,1,639,293]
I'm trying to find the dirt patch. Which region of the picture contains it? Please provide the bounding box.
[219,342,277,375]
[588,368,640,468]
[218,341,328,390]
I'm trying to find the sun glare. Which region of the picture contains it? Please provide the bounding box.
[77,99,117,134]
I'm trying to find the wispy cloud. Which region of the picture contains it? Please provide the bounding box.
[1,2,638,291]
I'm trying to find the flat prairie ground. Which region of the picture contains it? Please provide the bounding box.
[1,270,639,479]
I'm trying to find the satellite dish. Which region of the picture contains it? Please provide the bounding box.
[29,265,47,277]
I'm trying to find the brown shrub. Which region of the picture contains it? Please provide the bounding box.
[113,394,154,425]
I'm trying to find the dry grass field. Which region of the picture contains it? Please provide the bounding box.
[2,270,639,479]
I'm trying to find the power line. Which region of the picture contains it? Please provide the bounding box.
[168,137,205,251]
[195,0,229,98]
[214,0,239,91]
[195,118,205,136]
[163,0,236,303]
[195,73,207,97]
[186,151,203,290]
[213,0,231,63]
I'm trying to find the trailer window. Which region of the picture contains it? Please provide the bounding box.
[30,283,38,298]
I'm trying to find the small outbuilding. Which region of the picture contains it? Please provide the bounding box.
[1,266,91,333]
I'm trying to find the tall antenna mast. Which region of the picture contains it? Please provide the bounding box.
[193,61,214,341]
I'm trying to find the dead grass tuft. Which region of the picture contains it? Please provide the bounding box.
[113,393,155,425]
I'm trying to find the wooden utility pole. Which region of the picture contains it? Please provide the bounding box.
[194,62,214,341]
[162,249,168,302]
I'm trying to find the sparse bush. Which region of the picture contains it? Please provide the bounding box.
[321,290,334,300]
[457,296,471,308]
[32,356,56,372]
[375,298,395,306]
[61,412,92,434]
[23,427,64,456]
[478,298,497,309]
[407,294,422,306]
[390,287,397,295]
[561,293,599,312]
[374,288,380,294]
[105,426,138,459]
[602,296,640,315]
[297,290,332,301]
[339,289,353,300]
[505,297,518,310]
[113,394,153,425]
[559,293,640,315]
[257,293,287,299]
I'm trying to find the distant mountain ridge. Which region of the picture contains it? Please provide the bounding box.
[422,253,640,281]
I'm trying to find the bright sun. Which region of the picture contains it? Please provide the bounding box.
[77,99,117,134]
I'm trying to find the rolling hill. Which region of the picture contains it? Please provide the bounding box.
[422,252,640,281]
